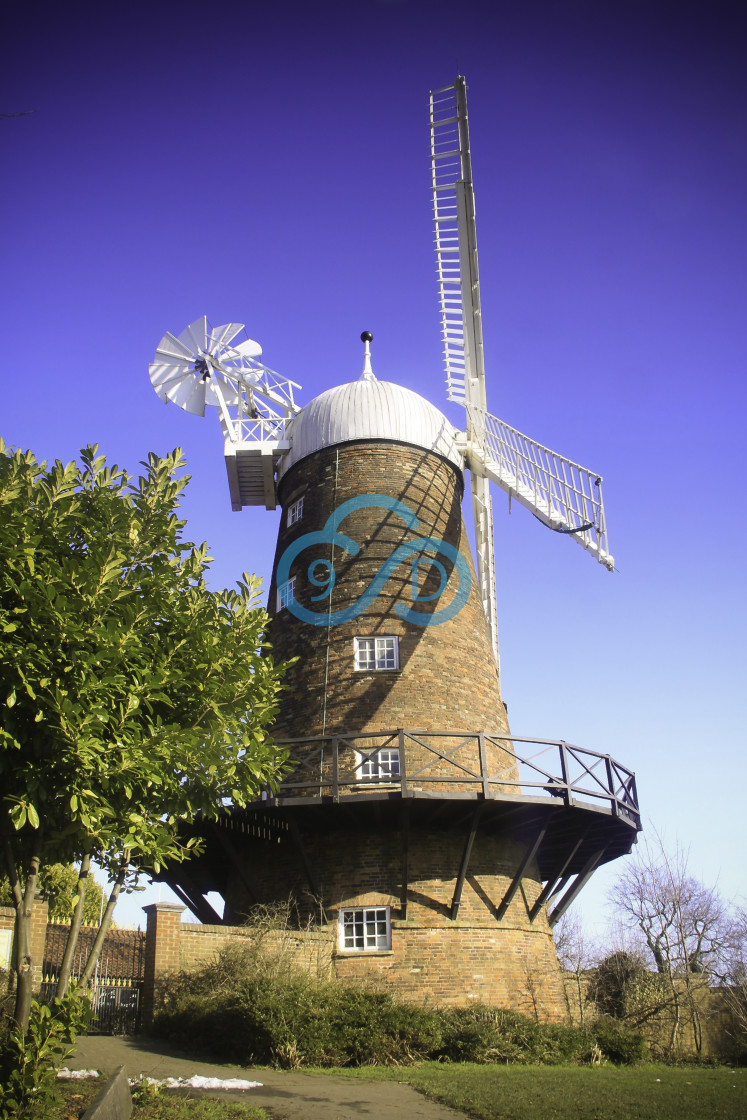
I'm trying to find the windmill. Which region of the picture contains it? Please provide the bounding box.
[150,77,612,667]
[147,77,637,1013]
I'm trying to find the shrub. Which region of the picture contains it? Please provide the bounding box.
[0,989,92,1119]
[152,936,646,1070]
[154,969,442,1068]
[589,1015,647,1065]
[587,952,649,1019]
[438,1005,590,1065]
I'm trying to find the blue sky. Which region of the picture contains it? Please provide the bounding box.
[3,0,745,937]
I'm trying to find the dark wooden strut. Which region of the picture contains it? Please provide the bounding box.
[286,816,327,920]
[528,830,588,921]
[332,738,339,802]
[494,822,548,921]
[450,802,484,921]
[398,728,409,797]
[169,869,224,925]
[211,822,261,905]
[477,733,490,798]
[400,801,410,920]
[548,846,607,927]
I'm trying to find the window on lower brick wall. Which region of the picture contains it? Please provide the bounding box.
[339,906,391,952]
[354,635,399,670]
[356,747,400,782]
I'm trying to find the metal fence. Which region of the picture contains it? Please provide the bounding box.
[39,976,142,1035]
[271,729,640,827]
[40,924,146,1034]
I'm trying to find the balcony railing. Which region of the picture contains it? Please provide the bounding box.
[266,729,640,829]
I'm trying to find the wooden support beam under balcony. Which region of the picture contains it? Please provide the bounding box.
[450,802,484,920]
[287,816,326,919]
[169,869,224,926]
[211,822,261,905]
[549,847,607,927]
[528,829,589,922]
[400,801,410,920]
[495,823,548,921]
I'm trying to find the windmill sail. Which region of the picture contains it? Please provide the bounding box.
[431,77,498,658]
[430,77,614,582]
[430,77,485,407]
[467,405,613,569]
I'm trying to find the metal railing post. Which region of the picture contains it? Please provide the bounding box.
[399,729,408,796]
[559,741,570,805]
[478,733,489,797]
[332,738,339,803]
[605,755,616,816]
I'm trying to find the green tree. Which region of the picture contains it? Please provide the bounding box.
[0,441,288,1031]
[0,863,105,924]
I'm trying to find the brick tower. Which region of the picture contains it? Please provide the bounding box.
[157,343,640,1018]
[148,78,640,1016]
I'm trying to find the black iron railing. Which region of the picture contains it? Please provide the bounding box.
[268,729,639,828]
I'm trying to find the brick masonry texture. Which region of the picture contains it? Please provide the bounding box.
[269,442,509,745]
[221,438,567,1017]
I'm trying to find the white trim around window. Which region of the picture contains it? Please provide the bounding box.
[277,575,297,611]
[338,906,391,952]
[287,497,304,527]
[356,747,400,782]
[354,635,399,671]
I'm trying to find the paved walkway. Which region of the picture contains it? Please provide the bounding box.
[69,1035,467,1120]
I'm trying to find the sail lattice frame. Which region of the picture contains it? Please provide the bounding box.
[467,404,613,568]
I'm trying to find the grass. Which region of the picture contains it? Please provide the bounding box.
[306,1061,747,1120]
[53,1078,271,1119]
[49,1060,747,1120]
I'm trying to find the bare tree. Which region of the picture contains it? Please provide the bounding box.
[554,909,595,1024]
[609,836,730,1055]
[717,905,747,1058]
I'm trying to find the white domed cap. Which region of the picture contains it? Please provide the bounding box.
[277,377,464,481]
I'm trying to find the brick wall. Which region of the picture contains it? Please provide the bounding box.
[140,902,335,1027]
[138,900,564,1023]
[221,821,568,1018]
[335,923,564,1017]
[268,443,510,760]
[0,897,49,990]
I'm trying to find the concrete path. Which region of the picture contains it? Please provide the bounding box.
[69,1035,468,1120]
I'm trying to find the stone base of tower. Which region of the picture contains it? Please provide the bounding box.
[161,741,638,1023]
[216,812,569,1021]
[333,922,566,1018]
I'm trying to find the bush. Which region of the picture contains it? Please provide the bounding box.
[0,972,13,1052]
[590,1015,647,1065]
[438,1004,591,1065]
[152,937,646,1070]
[154,968,442,1067]
[0,989,92,1119]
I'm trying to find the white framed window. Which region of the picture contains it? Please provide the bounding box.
[356,748,400,782]
[354,636,399,671]
[277,576,297,611]
[339,906,391,952]
[287,497,304,527]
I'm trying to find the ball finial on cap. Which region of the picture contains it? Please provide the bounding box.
[360,331,375,380]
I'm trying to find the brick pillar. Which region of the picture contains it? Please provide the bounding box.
[141,902,185,1029]
[0,897,49,992]
[0,906,15,976]
[29,894,49,992]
